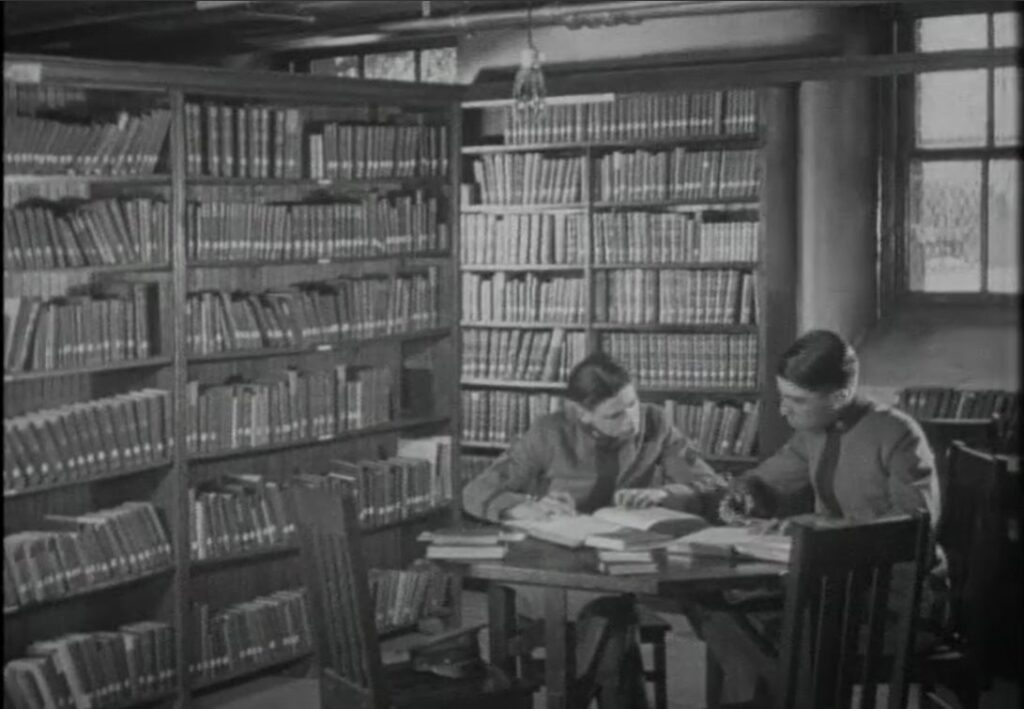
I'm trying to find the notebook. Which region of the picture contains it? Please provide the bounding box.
[507,506,709,549]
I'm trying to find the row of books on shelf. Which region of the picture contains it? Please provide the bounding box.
[4,198,170,271]
[186,192,447,262]
[185,271,440,354]
[368,562,454,634]
[307,122,448,181]
[300,436,453,528]
[185,365,391,454]
[664,399,760,459]
[3,502,172,613]
[3,389,172,494]
[495,89,758,145]
[189,476,296,561]
[593,148,759,203]
[4,110,171,176]
[593,213,759,264]
[184,102,448,180]
[4,284,156,373]
[593,269,758,325]
[460,391,562,444]
[187,588,313,682]
[4,622,177,709]
[897,387,1020,424]
[468,154,583,205]
[461,273,584,325]
[462,328,585,383]
[460,212,586,266]
[602,333,758,389]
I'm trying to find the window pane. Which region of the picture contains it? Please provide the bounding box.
[994,67,1021,146]
[916,70,988,148]
[988,159,1021,293]
[364,51,416,81]
[908,160,982,292]
[994,12,1021,47]
[421,47,458,83]
[916,14,987,51]
[332,56,361,79]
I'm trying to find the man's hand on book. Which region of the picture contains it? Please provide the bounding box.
[503,491,577,520]
[613,488,669,509]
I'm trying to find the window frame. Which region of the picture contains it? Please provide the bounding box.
[894,6,1021,305]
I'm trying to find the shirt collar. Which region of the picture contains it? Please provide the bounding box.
[828,396,872,434]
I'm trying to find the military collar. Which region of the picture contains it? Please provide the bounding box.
[827,396,872,434]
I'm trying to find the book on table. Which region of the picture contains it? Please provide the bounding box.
[597,561,659,576]
[425,545,509,561]
[416,528,526,546]
[507,506,709,549]
[666,525,792,563]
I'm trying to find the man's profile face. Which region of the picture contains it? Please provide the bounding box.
[579,384,641,441]
[776,376,844,431]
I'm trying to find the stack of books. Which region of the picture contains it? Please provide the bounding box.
[593,549,662,576]
[666,525,792,563]
[419,527,525,561]
[508,506,708,550]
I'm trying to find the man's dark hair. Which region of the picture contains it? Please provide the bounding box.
[566,352,631,409]
[776,329,859,393]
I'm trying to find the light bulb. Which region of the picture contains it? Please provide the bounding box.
[513,46,546,116]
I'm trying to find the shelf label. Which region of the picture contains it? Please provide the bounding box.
[4,62,42,84]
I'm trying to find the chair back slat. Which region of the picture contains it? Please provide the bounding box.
[776,515,929,709]
[940,442,1006,675]
[290,482,391,709]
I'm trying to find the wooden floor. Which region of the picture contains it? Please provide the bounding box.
[196,590,1021,709]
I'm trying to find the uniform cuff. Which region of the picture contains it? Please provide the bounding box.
[486,492,529,522]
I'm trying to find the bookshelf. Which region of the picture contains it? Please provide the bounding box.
[3,53,464,707]
[459,87,797,472]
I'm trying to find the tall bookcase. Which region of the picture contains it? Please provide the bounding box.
[458,87,797,481]
[3,53,463,707]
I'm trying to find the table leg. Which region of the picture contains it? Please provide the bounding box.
[543,587,572,709]
[488,584,517,676]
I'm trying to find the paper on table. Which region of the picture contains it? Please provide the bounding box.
[666,525,791,562]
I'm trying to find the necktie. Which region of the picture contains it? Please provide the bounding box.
[580,441,620,514]
[814,428,844,517]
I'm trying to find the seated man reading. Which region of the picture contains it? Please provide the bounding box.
[682,329,946,704]
[463,352,727,709]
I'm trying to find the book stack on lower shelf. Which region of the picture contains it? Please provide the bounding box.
[4,621,178,708]
[461,328,585,383]
[419,527,525,561]
[189,475,297,563]
[460,390,562,446]
[187,588,313,686]
[369,560,455,635]
[664,399,760,461]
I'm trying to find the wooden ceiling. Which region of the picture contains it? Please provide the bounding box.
[3,0,587,64]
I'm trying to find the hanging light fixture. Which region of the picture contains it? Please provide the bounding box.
[512,2,546,117]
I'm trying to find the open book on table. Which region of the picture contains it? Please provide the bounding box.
[665,525,792,563]
[505,506,709,550]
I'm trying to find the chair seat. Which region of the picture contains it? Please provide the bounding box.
[387,662,539,709]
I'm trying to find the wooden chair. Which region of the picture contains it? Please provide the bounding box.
[704,514,930,709]
[916,442,1008,709]
[917,418,998,500]
[289,482,538,709]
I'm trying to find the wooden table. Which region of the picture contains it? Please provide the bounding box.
[456,539,787,709]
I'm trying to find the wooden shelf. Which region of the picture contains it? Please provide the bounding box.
[592,261,758,271]
[593,198,758,211]
[190,650,314,693]
[4,564,176,617]
[105,687,179,709]
[460,263,585,273]
[460,378,567,391]
[190,543,299,572]
[637,385,760,397]
[4,356,173,383]
[186,175,445,190]
[188,249,450,269]
[462,203,586,213]
[187,416,451,464]
[3,459,174,500]
[459,440,510,451]
[461,134,761,154]
[5,262,172,276]
[592,323,758,334]
[3,173,171,184]
[187,326,452,363]
[461,321,586,330]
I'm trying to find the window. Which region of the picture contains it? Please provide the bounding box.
[308,47,458,84]
[904,11,1020,295]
